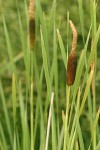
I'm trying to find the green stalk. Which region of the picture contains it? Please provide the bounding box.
[63,86,70,150]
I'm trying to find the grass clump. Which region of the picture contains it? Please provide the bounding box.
[0,0,100,150]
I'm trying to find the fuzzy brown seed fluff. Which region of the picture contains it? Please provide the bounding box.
[66,53,77,86]
[29,0,35,49]
[69,20,77,55]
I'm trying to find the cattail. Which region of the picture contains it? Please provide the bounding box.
[29,0,35,50]
[66,20,78,86]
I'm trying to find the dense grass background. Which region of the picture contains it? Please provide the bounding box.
[0,0,100,149]
[0,0,100,95]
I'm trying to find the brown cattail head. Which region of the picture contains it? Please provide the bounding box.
[29,0,35,50]
[66,53,77,86]
[66,20,78,86]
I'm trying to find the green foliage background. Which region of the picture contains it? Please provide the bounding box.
[0,0,100,149]
[0,0,100,107]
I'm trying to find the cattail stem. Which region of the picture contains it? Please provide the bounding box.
[63,86,70,150]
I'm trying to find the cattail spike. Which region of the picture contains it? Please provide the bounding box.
[29,0,35,50]
[69,20,77,55]
[66,20,78,86]
[29,0,34,19]
[66,54,77,86]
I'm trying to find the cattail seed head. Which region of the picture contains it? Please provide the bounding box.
[66,20,78,86]
[29,0,35,50]
[29,19,35,49]
[66,53,77,86]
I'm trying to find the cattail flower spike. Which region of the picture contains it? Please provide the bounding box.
[29,0,35,50]
[29,0,34,19]
[66,20,78,86]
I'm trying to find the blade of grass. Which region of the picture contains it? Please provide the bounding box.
[81,25,100,91]
[18,82,30,150]
[17,8,29,80]
[0,52,23,75]
[33,53,45,149]
[45,92,54,150]
[30,82,34,150]
[96,140,100,150]
[79,69,94,116]
[77,121,85,150]
[12,73,17,128]
[89,2,97,148]
[2,15,17,74]
[57,29,66,67]
[51,109,57,150]
[30,51,34,150]
[53,23,59,141]
[24,0,29,27]
[87,92,94,139]
[0,123,7,150]
[58,126,64,150]
[48,0,56,41]
[63,87,70,150]
[68,87,82,150]
[78,0,85,44]
[13,131,17,150]
[0,81,13,147]
[70,129,76,150]
[36,0,50,67]
[40,28,51,97]
[16,129,21,150]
